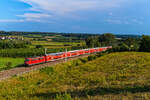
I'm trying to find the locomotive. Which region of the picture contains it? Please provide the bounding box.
[24,46,112,66]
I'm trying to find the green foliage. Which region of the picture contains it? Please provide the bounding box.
[119,43,130,51]
[99,33,117,46]
[85,33,117,48]
[85,36,100,48]
[40,67,55,75]
[85,33,141,52]
[5,62,12,68]
[122,38,139,51]
[0,40,31,49]
[18,76,26,81]
[139,35,150,52]
[35,45,44,48]
[55,93,72,100]
[88,55,96,61]
[0,48,68,57]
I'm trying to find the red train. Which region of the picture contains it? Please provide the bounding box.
[24,46,112,66]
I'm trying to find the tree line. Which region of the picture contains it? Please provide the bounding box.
[0,40,31,49]
[1,32,150,57]
[85,33,150,52]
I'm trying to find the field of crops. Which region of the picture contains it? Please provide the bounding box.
[32,41,84,48]
[0,48,69,58]
[1,52,150,100]
[0,57,24,70]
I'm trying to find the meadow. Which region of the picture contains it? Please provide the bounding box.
[1,52,150,100]
[31,41,84,48]
[0,57,24,70]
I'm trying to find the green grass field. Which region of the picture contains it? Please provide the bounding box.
[31,41,85,48]
[0,57,24,70]
[1,52,150,100]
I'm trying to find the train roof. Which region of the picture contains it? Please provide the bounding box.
[25,46,111,59]
[46,52,65,56]
[69,50,80,52]
[25,56,45,59]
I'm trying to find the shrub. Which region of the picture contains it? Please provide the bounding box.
[18,76,26,81]
[40,67,55,75]
[88,55,96,61]
[35,45,43,48]
[64,44,71,46]
[5,62,12,68]
[55,93,72,100]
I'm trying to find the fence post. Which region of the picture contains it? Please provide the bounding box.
[45,48,47,55]
[65,48,67,62]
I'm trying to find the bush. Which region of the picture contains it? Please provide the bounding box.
[5,62,12,68]
[88,55,96,61]
[64,44,71,46]
[55,93,72,100]
[139,35,150,52]
[0,40,31,49]
[35,45,43,48]
[40,67,55,75]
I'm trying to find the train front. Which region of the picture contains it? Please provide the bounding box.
[24,58,31,66]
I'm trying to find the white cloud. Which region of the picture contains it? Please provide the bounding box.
[17,0,127,21]
[106,19,122,24]
[17,13,51,18]
[17,13,52,22]
[0,0,128,23]
[0,19,25,23]
[19,0,126,14]
[132,19,143,24]
[106,18,143,25]
[109,12,113,16]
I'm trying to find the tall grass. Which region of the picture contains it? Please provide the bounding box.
[0,52,150,99]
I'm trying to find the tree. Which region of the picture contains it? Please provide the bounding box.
[85,36,100,48]
[85,33,117,48]
[139,35,150,52]
[119,43,129,51]
[99,33,117,46]
[123,38,139,51]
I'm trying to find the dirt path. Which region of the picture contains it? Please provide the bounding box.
[0,54,90,81]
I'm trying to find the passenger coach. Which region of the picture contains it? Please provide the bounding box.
[25,46,112,66]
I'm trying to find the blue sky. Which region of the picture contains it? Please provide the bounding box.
[0,0,150,34]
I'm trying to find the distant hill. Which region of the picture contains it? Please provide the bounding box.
[0,31,142,39]
[115,34,141,39]
[0,52,150,100]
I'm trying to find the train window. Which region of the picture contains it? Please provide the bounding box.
[39,58,44,60]
[32,59,38,61]
[25,59,30,61]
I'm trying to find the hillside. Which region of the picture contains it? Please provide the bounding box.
[1,52,150,100]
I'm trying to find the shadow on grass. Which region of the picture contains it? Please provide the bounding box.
[16,64,25,67]
[32,85,150,99]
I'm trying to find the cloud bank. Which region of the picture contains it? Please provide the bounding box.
[17,0,127,22]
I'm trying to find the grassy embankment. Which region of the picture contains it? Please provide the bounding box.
[0,57,24,70]
[1,52,150,100]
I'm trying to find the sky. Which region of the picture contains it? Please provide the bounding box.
[0,0,150,34]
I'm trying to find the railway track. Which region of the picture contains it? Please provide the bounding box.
[0,54,91,81]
